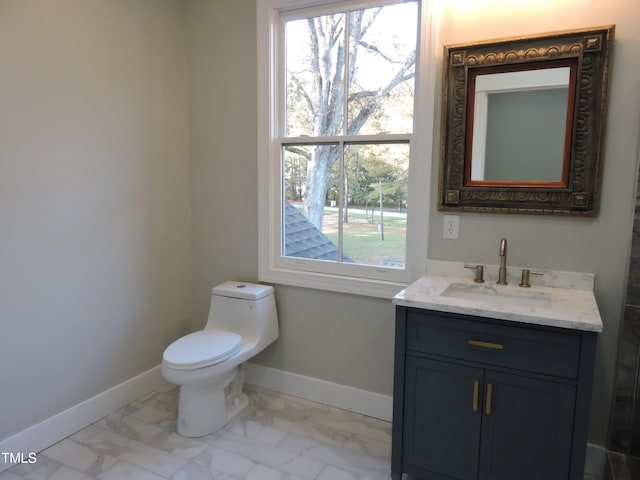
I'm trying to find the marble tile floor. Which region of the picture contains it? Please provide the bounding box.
[1,383,395,480]
[0,383,604,480]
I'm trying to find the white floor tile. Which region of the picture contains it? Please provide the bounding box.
[97,461,166,480]
[193,446,255,477]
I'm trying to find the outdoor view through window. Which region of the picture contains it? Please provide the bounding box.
[282,1,417,271]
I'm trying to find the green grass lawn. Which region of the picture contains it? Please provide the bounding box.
[322,209,406,267]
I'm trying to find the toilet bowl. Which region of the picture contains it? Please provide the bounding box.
[161,281,278,437]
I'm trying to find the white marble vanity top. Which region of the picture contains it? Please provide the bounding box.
[393,261,603,332]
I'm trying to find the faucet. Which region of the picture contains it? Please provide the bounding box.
[497,238,508,285]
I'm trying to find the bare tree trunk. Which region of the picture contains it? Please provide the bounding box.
[304,145,334,230]
[379,179,384,241]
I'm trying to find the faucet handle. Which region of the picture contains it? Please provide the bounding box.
[464,264,485,283]
[519,269,543,288]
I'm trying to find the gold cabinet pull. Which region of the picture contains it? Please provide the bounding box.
[485,383,493,415]
[468,339,504,350]
[472,380,479,412]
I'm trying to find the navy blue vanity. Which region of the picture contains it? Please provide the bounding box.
[391,269,602,480]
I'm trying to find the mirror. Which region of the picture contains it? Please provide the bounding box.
[469,64,573,184]
[439,26,614,215]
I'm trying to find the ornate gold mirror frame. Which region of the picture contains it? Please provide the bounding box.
[439,26,614,215]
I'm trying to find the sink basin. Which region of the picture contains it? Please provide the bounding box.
[441,283,552,308]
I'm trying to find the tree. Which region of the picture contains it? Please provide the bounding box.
[326,144,409,223]
[286,5,416,231]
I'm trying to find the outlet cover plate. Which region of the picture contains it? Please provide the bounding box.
[443,215,459,239]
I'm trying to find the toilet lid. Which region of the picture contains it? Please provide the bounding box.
[163,329,242,370]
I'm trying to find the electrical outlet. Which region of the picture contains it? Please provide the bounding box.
[443,215,459,239]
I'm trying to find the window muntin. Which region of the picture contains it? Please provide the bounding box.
[280,1,417,279]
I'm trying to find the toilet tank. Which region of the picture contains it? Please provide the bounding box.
[205,281,278,348]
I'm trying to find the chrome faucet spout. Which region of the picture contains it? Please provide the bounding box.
[497,238,508,285]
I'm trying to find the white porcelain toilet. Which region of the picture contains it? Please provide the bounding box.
[161,281,278,437]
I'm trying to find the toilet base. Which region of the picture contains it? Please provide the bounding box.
[176,365,248,437]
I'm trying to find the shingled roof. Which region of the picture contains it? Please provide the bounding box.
[284,201,352,262]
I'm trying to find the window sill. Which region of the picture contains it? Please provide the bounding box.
[259,266,408,299]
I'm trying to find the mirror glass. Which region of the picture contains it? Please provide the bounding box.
[469,67,572,184]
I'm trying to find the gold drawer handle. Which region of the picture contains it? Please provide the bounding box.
[468,339,504,350]
[472,380,479,412]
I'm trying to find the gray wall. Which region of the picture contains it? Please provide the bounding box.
[0,0,192,441]
[187,0,640,448]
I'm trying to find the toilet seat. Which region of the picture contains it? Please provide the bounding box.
[163,330,242,370]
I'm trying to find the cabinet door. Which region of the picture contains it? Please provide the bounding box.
[479,371,576,480]
[404,356,484,480]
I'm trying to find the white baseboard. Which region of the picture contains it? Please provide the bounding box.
[244,362,393,422]
[0,366,165,473]
[585,443,607,477]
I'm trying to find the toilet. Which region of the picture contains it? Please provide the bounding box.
[161,281,278,437]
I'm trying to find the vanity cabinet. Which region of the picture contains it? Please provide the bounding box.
[391,307,597,480]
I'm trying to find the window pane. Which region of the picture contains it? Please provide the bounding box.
[283,143,409,268]
[283,144,342,262]
[285,14,345,137]
[348,3,417,135]
[340,143,409,268]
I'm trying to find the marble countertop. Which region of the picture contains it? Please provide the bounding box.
[393,262,603,332]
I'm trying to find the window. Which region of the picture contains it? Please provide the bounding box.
[258,0,436,298]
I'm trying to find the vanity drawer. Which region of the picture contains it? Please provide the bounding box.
[405,310,581,379]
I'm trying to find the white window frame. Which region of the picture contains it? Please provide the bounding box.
[257,0,437,298]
